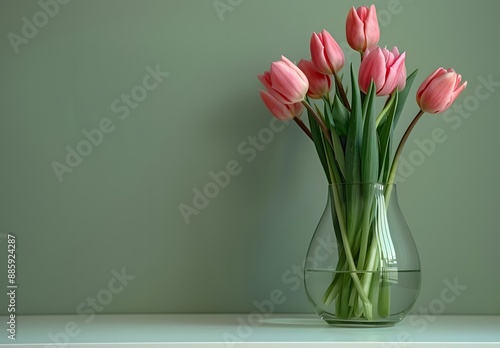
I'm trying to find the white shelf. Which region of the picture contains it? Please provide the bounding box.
[1,314,499,347]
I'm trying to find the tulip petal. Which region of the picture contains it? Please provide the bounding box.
[346,7,366,52]
[268,87,292,105]
[298,59,332,99]
[346,5,380,52]
[364,46,376,56]
[364,5,380,49]
[378,52,405,96]
[311,30,344,74]
[257,72,273,92]
[270,62,299,103]
[270,58,309,104]
[418,73,457,113]
[416,67,447,101]
[259,89,293,120]
[259,69,291,104]
[322,30,344,72]
[310,32,331,74]
[444,80,467,111]
[397,61,407,91]
[359,47,386,93]
[453,73,463,90]
[416,68,467,113]
[289,102,304,118]
[356,6,369,20]
[280,55,309,84]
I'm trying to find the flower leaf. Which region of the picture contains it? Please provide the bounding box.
[331,95,350,136]
[324,102,346,180]
[361,81,379,184]
[378,91,399,183]
[307,109,331,184]
[394,69,418,126]
[345,64,363,239]
[345,64,363,184]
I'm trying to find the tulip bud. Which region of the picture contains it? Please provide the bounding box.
[416,68,467,114]
[359,46,406,96]
[310,29,345,75]
[346,4,380,53]
[258,56,309,104]
[259,90,303,120]
[297,59,332,99]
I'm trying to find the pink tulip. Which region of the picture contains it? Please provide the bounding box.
[416,68,467,114]
[346,5,380,53]
[359,46,406,96]
[259,90,303,120]
[297,59,332,99]
[258,56,309,104]
[310,29,345,75]
[397,59,407,92]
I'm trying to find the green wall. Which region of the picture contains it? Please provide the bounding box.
[0,0,499,316]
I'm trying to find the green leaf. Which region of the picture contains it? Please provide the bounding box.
[323,132,343,185]
[345,64,363,184]
[375,93,397,129]
[394,69,418,126]
[345,65,363,240]
[377,70,417,183]
[335,73,344,101]
[361,81,378,184]
[358,81,378,273]
[307,110,331,184]
[330,128,346,182]
[378,91,399,183]
[324,102,346,180]
[331,95,349,136]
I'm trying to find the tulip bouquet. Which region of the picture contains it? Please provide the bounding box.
[258,5,466,320]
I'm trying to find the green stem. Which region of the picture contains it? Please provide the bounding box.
[339,272,352,318]
[322,264,344,304]
[302,101,333,149]
[322,244,349,305]
[330,185,373,317]
[323,94,332,108]
[293,117,313,140]
[385,110,425,201]
[378,270,391,318]
[367,248,381,317]
[375,93,396,127]
[354,243,379,317]
[361,234,380,297]
[356,197,373,270]
[333,72,351,111]
[323,135,341,185]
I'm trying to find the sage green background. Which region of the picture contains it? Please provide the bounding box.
[0,0,499,318]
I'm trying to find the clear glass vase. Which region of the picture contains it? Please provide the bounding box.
[304,183,421,327]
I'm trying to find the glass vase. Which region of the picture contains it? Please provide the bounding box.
[304,183,421,327]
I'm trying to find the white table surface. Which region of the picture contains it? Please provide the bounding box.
[0,314,499,347]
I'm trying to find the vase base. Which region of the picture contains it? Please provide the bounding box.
[321,315,399,328]
[323,319,396,328]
